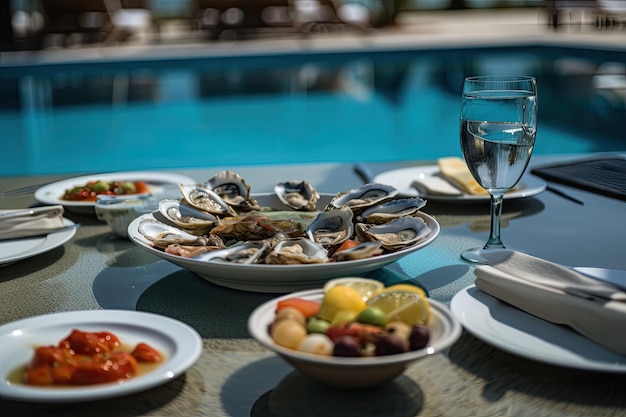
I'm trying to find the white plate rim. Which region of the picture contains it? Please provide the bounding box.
[450,279,626,373]
[34,171,197,210]
[0,218,76,266]
[374,165,547,202]
[0,310,203,403]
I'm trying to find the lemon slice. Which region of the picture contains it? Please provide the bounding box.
[380,283,427,298]
[323,277,384,302]
[366,290,430,326]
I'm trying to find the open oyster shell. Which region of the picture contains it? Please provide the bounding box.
[138,219,210,249]
[326,183,398,212]
[274,180,320,211]
[204,170,260,212]
[305,206,354,248]
[196,241,270,264]
[158,199,217,234]
[265,238,329,265]
[331,241,384,262]
[357,197,427,224]
[179,183,236,217]
[355,216,431,251]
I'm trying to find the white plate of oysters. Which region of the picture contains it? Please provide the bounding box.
[127,171,440,293]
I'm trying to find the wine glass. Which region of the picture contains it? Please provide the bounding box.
[459,75,538,264]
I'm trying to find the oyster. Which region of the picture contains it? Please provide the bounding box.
[326,183,398,212]
[331,241,384,262]
[265,238,328,265]
[210,214,304,242]
[204,170,260,212]
[305,206,354,248]
[357,197,427,224]
[274,180,320,211]
[196,241,270,264]
[179,183,236,216]
[158,199,218,233]
[355,216,431,251]
[138,219,211,249]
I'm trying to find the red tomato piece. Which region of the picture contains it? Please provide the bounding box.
[275,298,320,318]
[29,346,74,368]
[60,329,120,354]
[71,352,138,385]
[24,366,54,386]
[131,343,162,363]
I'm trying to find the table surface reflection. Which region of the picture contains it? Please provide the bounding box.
[1,155,625,417]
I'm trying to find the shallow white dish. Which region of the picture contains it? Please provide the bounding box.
[0,218,76,266]
[35,171,197,214]
[127,193,440,293]
[374,165,546,202]
[0,309,202,403]
[450,273,626,373]
[248,289,461,388]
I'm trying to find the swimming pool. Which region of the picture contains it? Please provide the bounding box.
[1,44,625,176]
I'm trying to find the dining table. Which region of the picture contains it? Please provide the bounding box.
[0,153,625,417]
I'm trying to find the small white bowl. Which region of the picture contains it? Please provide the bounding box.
[95,195,159,238]
[248,289,462,389]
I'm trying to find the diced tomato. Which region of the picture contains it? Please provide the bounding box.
[24,366,54,386]
[134,181,150,194]
[335,239,359,253]
[71,352,138,385]
[326,322,384,343]
[131,342,162,362]
[60,329,120,354]
[276,298,321,318]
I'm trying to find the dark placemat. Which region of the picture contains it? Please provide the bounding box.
[531,155,626,202]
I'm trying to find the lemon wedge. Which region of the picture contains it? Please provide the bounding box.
[323,277,384,302]
[366,290,430,326]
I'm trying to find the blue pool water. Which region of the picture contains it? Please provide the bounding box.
[1,45,625,177]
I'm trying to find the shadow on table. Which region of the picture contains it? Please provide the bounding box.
[223,356,424,417]
[448,332,626,407]
[0,373,187,417]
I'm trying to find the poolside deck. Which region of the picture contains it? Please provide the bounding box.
[2,8,626,67]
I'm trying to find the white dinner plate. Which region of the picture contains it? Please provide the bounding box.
[373,165,546,202]
[451,271,626,373]
[0,218,76,266]
[35,172,197,214]
[127,193,440,293]
[0,310,202,403]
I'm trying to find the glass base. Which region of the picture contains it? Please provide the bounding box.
[460,247,494,264]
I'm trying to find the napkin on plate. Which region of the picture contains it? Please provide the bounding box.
[0,205,66,240]
[474,249,626,355]
[437,157,488,195]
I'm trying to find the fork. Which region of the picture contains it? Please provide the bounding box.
[0,183,50,198]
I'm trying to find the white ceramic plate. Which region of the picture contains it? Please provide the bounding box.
[0,310,202,403]
[374,165,546,202]
[450,272,626,372]
[127,193,440,293]
[35,172,197,214]
[0,218,76,266]
[248,289,461,388]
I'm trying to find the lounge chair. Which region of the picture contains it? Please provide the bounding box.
[544,0,600,28]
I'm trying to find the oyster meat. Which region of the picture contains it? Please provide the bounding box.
[331,241,384,262]
[274,180,320,211]
[138,219,211,249]
[197,241,270,264]
[210,214,304,242]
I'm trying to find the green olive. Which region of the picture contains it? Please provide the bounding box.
[356,307,388,327]
[306,318,331,334]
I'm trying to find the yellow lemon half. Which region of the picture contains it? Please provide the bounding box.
[366,290,430,326]
[380,283,427,298]
[323,277,384,302]
[318,285,367,322]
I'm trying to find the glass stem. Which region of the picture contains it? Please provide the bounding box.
[484,192,506,250]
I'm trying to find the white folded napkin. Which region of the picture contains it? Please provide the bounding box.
[411,175,463,196]
[474,249,626,356]
[0,205,66,240]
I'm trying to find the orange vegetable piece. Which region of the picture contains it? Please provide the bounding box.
[334,239,359,253]
[131,342,162,362]
[276,298,320,318]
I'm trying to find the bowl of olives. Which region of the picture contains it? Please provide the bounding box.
[247,282,462,389]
